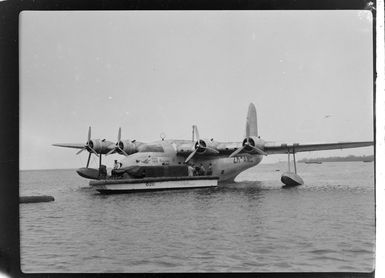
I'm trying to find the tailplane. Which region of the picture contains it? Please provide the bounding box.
[246,103,258,137]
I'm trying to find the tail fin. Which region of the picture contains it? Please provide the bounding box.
[246,103,258,137]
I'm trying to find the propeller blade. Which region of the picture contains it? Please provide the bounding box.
[86,152,91,168]
[106,148,115,155]
[86,146,99,156]
[185,149,198,163]
[249,145,267,156]
[87,126,91,142]
[76,148,85,155]
[106,127,126,156]
[229,146,246,158]
[117,147,129,156]
[206,146,219,154]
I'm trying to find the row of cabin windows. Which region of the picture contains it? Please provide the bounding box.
[176,161,224,175]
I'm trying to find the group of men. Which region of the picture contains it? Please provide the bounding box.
[187,163,213,177]
[113,159,212,177]
[113,160,122,169]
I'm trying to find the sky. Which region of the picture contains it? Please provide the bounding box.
[19,11,374,170]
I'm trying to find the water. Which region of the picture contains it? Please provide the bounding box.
[20,162,375,272]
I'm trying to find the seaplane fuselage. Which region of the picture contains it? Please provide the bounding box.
[119,139,264,182]
[53,103,373,185]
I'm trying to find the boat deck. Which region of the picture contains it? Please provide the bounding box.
[89,175,219,194]
[90,175,219,186]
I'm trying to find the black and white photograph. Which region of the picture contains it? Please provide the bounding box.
[17,9,376,273]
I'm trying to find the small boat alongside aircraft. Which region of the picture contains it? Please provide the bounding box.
[90,175,218,194]
[83,165,218,194]
[53,103,373,192]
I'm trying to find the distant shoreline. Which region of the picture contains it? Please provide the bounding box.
[299,155,374,163]
[20,168,78,172]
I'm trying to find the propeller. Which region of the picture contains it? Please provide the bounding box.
[229,122,267,158]
[76,126,99,156]
[106,127,129,156]
[184,125,219,163]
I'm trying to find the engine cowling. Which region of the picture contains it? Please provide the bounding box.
[242,136,264,153]
[183,125,220,163]
[194,139,218,154]
[88,139,113,154]
[117,140,138,155]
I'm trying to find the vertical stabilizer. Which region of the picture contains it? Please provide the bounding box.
[246,103,258,137]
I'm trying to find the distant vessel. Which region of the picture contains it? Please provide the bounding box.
[363,160,373,163]
[304,161,322,164]
[20,195,55,203]
[87,165,218,194]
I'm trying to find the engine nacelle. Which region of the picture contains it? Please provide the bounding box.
[242,136,264,153]
[194,139,218,154]
[88,139,113,154]
[118,140,138,155]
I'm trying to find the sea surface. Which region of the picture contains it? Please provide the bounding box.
[20,162,375,273]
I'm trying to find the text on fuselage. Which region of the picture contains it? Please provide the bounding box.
[233,156,253,164]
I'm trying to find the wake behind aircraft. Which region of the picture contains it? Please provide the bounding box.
[53,103,373,189]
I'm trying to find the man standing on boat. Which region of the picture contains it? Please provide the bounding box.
[187,164,194,176]
[207,163,213,176]
[199,164,206,176]
[114,160,120,170]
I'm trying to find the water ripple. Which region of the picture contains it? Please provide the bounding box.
[20,163,375,272]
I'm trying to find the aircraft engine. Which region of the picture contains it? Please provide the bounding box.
[241,136,264,153]
[106,127,140,156]
[88,139,113,154]
[229,136,267,157]
[184,125,220,163]
[118,140,138,155]
[194,139,218,155]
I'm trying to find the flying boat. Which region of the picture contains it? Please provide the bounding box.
[53,103,373,192]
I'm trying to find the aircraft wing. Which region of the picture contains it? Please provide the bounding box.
[263,141,373,154]
[137,143,164,152]
[52,143,85,149]
[175,141,243,156]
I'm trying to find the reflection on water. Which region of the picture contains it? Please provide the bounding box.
[20,162,375,272]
